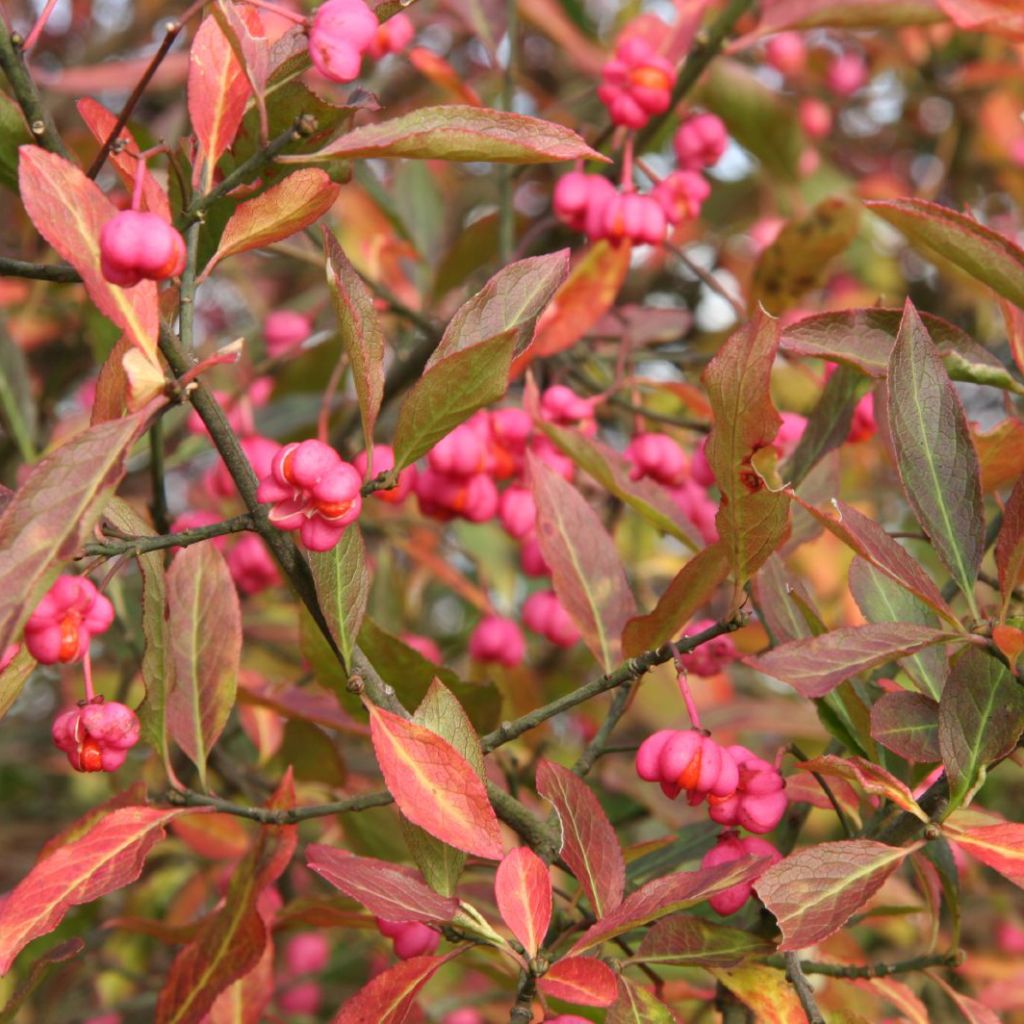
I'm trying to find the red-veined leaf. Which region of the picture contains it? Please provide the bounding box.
[331,954,454,1024]
[870,691,941,763]
[156,775,296,1024]
[945,821,1024,888]
[368,703,504,860]
[0,938,85,1023]
[166,543,242,789]
[430,250,569,364]
[633,915,773,968]
[206,169,339,273]
[306,846,459,923]
[996,477,1024,619]
[621,542,730,657]
[939,646,1024,814]
[702,309,789,589]
[606,977,676,1024]
[867,197,1024,308]
[748,623,959,698]
[928,968,1003,1024]
[529,454,636,671]
[494,847,552,957]
[323,229,384,459]
[308,525,368,669]
[188,14,251,174]
[887,300,984,608]
[206,932,274,1024]
[0,806,193,975]
[754,839,918,951]
[18,147,159,374]
[537,956,618,1006]
[792,497,956,626]
[281,105,605,165]
[798,755,928,821]
[711,964,809,1023]
[512,240,632,374]
[0,411,150,655]
[535,759,624,918]
[569,856,771,954]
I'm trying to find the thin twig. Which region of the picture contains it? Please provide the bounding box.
[784,952,825,1024]
[767,951,958,980]
[82,513,255,558]
[0,256,80,282]
[0,20,68,157]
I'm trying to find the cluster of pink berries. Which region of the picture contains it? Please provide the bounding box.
[278,932,330,1016]
[52,696,140,773]
[307,0,413,82]
[257,439,363,552]
[99,210,186,288]
[635,718,786,914]
[375,917,439,959]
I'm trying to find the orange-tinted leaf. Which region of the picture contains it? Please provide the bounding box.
[189,14,251,173]
[870,691,941,763]
[495,847,551,957]
[368,704,504,860]
[754,839,917,951]
[928,967,1004,1024]
[703,310,789,589]
[975,417,1024,492]
[206,931,274,1024]
[752,0,943,31]
[76,98,170,217]
[569,856,771,954]
[91,335,132,425]
[537,956,618,1007]
[324,229,384,458]
[798,755,928,821]
[283,105,605,165]
[331,955,452,1024]
[621,542,730,657]
[307,846,459,923]
[946,821,1024,888]
[513,241,631,374]
[747,623,958,698]
[936,0,1024,38]
[529,454,636,671]
[0,411,149,654]
[18,147,159,363]
[170,813,250,862]
[206,169,339,273]
[166,543,242,789]
[996,477,1024,619]
[535,760,624,918]
[0,806,192,975]
[407,48,483,104]
[711,964,808,1023]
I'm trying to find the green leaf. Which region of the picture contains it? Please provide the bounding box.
[753,0,945,31]
[281,105,606,165]
[308,525,369,670]
[529,454,637,671]
[323,229,384,458]
[392,331,516,470]
[401,680,486,895]
[867,197,1024,309]
[0,645,35,724]
[166,543,242,789]
[607,976,675,1024]
[870,690,940,763]
[429,250,569,363]
[621,542,729,657]
[939,646,1024,814]
[633,915,773,968]
[0,93,31,192]
[702,310,790,589]
[886,301,984,611]
[849,558,948,699]
[357,618,501,734]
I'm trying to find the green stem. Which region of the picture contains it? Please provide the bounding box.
[0,20,68,158]
[82,513,255,558]
[148,420,170,535]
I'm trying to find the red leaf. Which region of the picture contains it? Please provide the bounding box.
[537,956,618,1006]
[368,703,504,860]
[188,14,251,177]
[702,309,790,588]
[946,821,1024,888]
[754,839,917,951]
[996,477,1024,619]
[207,932,274,1024]
[206,169,340,274]
[170,813,251,862]
[76,98,170,217]
[791,497,956,625]
[166,543,242,789]
[323,230,385,458]
[0,411,149,655]
[569,856,771,954]
[535,760,624,918]
[869,691,941,763]
[797,755,928,821]
[18,147,159,367]
[746,623,959,698]
[306,845,459,923]
[494,847,552,957]
[634,914,773,968]
[281,105,606,165]
[0,806,192,975]
[529,454,636,671]
[929,968,1004,1024]
[331,955,451,1024]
